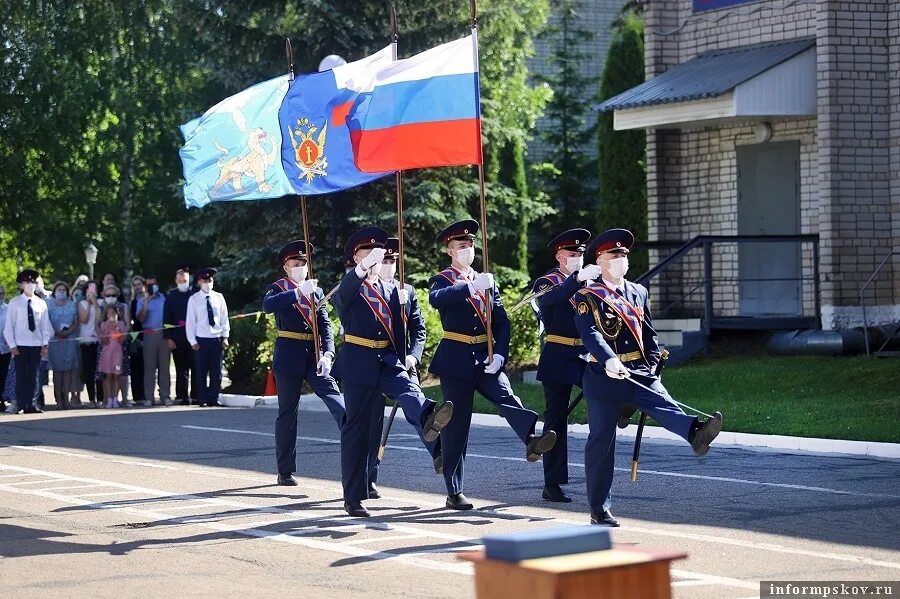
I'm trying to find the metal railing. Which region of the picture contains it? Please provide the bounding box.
[859,250,899,357]
[634,235,821,335]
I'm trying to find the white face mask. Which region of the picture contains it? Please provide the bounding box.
[608,257,629,280]
[565,256,584,273]
[177,283,189,292]
[378,262,397,282]
[288,265,307,283]
[104,296,117,305]
[201,282,213,293]
[23,283,36,296]
[455,247,475,268]
[55,290,68,300]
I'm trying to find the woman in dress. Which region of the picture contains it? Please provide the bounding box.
[46,281,81,409]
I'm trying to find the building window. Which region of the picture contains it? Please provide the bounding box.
[693,0,760,12]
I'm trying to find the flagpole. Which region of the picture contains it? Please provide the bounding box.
[391,6,407,298]
[300,195,322,365]
[379,4,405,463]
[470,0,494,361]
[286,40,321,365]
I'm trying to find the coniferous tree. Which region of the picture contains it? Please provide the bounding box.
[597,8,647,271]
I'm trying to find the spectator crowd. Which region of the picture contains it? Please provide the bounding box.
[0,265,230,414]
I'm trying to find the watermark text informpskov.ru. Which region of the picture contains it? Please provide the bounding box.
[761,581,898,598]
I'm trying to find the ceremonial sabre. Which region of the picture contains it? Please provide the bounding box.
[378,395,400,461]
[626,348,671,481]
[317,282,340,309]
[622,373,714,418]
[510,282,559,313]
[566,391,584,418]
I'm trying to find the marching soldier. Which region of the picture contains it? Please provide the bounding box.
[366,238,441,499]
[333,226,453,517]
[532,228,601,503]
[429,219,557,510]
[262,240,346,487]
[573,229,723,527]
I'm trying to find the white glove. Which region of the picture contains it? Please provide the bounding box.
[316,354,332,378]
[404,355,417,371]
[604,357,629,379]
[398,289,409,305]
[360,248,386,270]
[579,353,592,363]
[484,354,505,374]
[472,272,494,292]
[297,279,317,298]
[577,264,602,283]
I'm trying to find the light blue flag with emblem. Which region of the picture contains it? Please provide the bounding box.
[179,75,294,208]
[180,46,395,208]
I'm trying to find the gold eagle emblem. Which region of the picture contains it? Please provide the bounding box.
[289,117,328,183]
[577,302,588,315]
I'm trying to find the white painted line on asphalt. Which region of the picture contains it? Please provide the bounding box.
[0,472,44,478]
[670,569,758,590]
[76,491,146,497]
[33,484,105,492]
[0,467,472,576]
[343,534,427,546]
[671,579,718,587]
[180,425,900,500]
[7,478,67,486]
[8,444,899,576]
[0,462,761,589]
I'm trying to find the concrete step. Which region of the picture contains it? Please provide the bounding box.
[658,330,683,347]
[654,318,702,333]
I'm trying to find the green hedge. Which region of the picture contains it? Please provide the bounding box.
[223,311,275,394]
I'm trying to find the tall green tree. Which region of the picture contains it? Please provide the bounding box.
[597,8,647,270]
[1,0,552,309]
[0,1,207,287]
[532,0,599,247]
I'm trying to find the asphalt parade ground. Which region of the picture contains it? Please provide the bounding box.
[1,406,898,598]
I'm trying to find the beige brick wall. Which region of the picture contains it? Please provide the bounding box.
[816,1,894,325]
[644,0,898,328]
[649,120,819,318]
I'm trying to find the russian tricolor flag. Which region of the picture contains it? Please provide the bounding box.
[346,35,482,173]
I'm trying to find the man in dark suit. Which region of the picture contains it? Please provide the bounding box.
[332,226,453,517]
[262,240,346,487]
[573,228,723,527]
[428,219,557,511]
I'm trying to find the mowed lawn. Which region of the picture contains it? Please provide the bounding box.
[421,356,900,443]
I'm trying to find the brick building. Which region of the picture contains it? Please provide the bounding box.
[599,0,899,333]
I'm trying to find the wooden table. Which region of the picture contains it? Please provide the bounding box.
[459,545,687,599]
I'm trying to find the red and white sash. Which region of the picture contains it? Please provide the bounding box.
[438,266,488,330]
[273,278,314,330]
[579,282,645,354]
[359,280,395,346]
[539,269,565,287]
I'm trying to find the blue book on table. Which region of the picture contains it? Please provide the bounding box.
[482,526,612,562]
